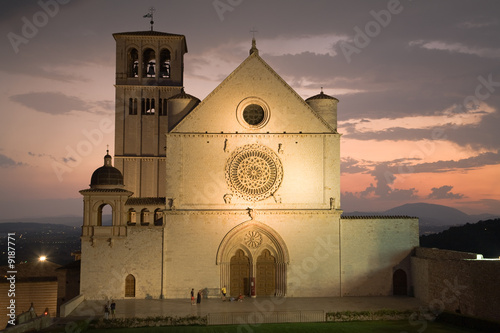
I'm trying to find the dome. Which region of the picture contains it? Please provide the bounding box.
[305,90,339,102]
[168,88,200,102]
[90,152,124,188]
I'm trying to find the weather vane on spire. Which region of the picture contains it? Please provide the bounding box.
[143,7,156,31]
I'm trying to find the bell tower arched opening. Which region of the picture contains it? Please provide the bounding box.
[143,48,156,78]
[127,48,139,78]
[160,49,171,78]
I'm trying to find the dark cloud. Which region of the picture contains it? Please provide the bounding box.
[343,163,418,204]
[342,108,500,151]
[28,151,57,160]
[428,185,466,199]
[10,92,89,115]
[0,154,24,167]
[408,151,500,174]
[343,151,499,176]
[341,157,369,174]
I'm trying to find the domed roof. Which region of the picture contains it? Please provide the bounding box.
[305,89,339,102]
[90,152,123,188]
[168,88,200,102]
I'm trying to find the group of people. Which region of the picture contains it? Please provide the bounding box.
[221,286,244,302]
[103,300,116,319]
[190,288,203,305]
[191,286,244,304]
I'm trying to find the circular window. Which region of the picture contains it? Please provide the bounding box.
[225,144,283,201]
[243,104,265,125]
[236,97,270,129]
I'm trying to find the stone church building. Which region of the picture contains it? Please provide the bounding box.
[79,29,418,300]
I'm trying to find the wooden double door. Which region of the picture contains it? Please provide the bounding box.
[230,249,276,297]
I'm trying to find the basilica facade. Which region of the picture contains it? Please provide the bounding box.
[79,30,418,300]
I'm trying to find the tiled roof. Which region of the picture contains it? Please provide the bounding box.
[305,91,339,102]
[113,31,185,38]
[80,188,131,193]
[341,215,417,219]
[126,197,166,206]
[169,88,200,101]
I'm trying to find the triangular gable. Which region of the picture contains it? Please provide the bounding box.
[172,52,334,133]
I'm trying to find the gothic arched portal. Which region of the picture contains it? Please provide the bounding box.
[217,221,289,297]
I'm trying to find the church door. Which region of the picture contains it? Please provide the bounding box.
[230,250,250,297]
[393,269,407,296]
[256,249,276,296]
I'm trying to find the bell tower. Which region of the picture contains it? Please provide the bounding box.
[112,30,188,198]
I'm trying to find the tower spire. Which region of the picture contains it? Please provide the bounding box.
[249,28,259,55]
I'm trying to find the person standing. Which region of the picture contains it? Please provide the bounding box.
[110,300,116,319]
[221,286,227,301]
[196,290,202,304]
[104,302,109,319]
[28,302,36,319]
[191,288,195,305]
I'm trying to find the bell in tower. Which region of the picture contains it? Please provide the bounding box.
[147,61,156,77]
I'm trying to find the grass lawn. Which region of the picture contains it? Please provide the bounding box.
[80,320,483,333]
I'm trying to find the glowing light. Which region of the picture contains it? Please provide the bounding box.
[39,256,47,261]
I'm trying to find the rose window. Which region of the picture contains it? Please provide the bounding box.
[226,144,283,201]
[244,231,262,248]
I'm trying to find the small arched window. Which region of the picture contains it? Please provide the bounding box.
[127,208,136,225]
[125,274,135,297]
[160,49,171,78]
[154,208,163,226]
[141,208,150,225]
[128,48,139,78]
[128,98,138,115]
[143,48,156,78]
[158,98,167,116]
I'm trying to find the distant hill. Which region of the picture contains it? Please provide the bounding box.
[344,202,500,235]
[0,215,113,227]
[420,219,500,258]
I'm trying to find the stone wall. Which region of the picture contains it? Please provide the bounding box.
[80,226,164,300]
[412,247,500,322]
[340,217,419,296]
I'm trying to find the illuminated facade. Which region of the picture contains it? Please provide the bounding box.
[79,30,418,300]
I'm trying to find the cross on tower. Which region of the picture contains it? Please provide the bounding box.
[250,27,258,39]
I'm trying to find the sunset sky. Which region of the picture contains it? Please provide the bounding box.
[0,0,499,219]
